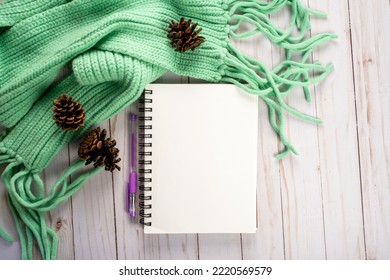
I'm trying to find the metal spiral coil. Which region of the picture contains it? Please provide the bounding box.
[138,89,153,226]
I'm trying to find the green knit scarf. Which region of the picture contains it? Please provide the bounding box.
[0,0,335,259]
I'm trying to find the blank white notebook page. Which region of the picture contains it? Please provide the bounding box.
[143,84,258,234]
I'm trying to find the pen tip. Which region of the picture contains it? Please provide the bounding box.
[130,114,137,121]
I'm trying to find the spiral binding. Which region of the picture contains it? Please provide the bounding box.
[138,89,153,226]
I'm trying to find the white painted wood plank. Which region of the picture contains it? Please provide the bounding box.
[349,0,390,259]
[197,234,242,260]
[110,106,145,260]
[270,0,326,259]
[43,147,75,260]
[236,26,285,259]
[308,0,366,259]
[70,121,117,259]
[143,234,198,259]
[278,129,326,259]
[113,73,199,260]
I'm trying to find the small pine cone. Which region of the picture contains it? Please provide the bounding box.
[168,17,205,52]
[78,127,106,163]
[78,127,121,172]
[53,94,85,130]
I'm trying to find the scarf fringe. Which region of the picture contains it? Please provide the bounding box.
[0,148,102,259]
[0,128,8,142]
[223,0,336,158]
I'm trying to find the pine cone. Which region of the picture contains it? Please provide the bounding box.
[78,127,121,172]
[168,17,205,52]
[53,94,85,130]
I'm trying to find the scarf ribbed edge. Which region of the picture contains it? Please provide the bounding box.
[0,50,165,259]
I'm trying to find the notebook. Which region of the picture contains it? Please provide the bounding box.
[137,84,258,234]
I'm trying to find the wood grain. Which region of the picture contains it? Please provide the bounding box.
[237,21,285,260]
[308,0,366,259]
[43,147,75,260]
[349,0,390,260]
[70,121,117,260]
[271,0,326,259]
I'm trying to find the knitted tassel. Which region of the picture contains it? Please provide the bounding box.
[0,151,102,260]
[0,128,7,142]
[222,0,336,158]
[0,225,13,244]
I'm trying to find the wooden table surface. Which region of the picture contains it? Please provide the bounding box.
[0,0,389,260]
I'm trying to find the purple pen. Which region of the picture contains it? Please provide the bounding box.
[127,113,137,218]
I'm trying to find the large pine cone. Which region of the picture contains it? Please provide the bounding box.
[78,127,121,172]
[53,94,85,130]
[167,17,205,52]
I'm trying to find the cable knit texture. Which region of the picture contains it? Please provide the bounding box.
[0,0,334,259]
